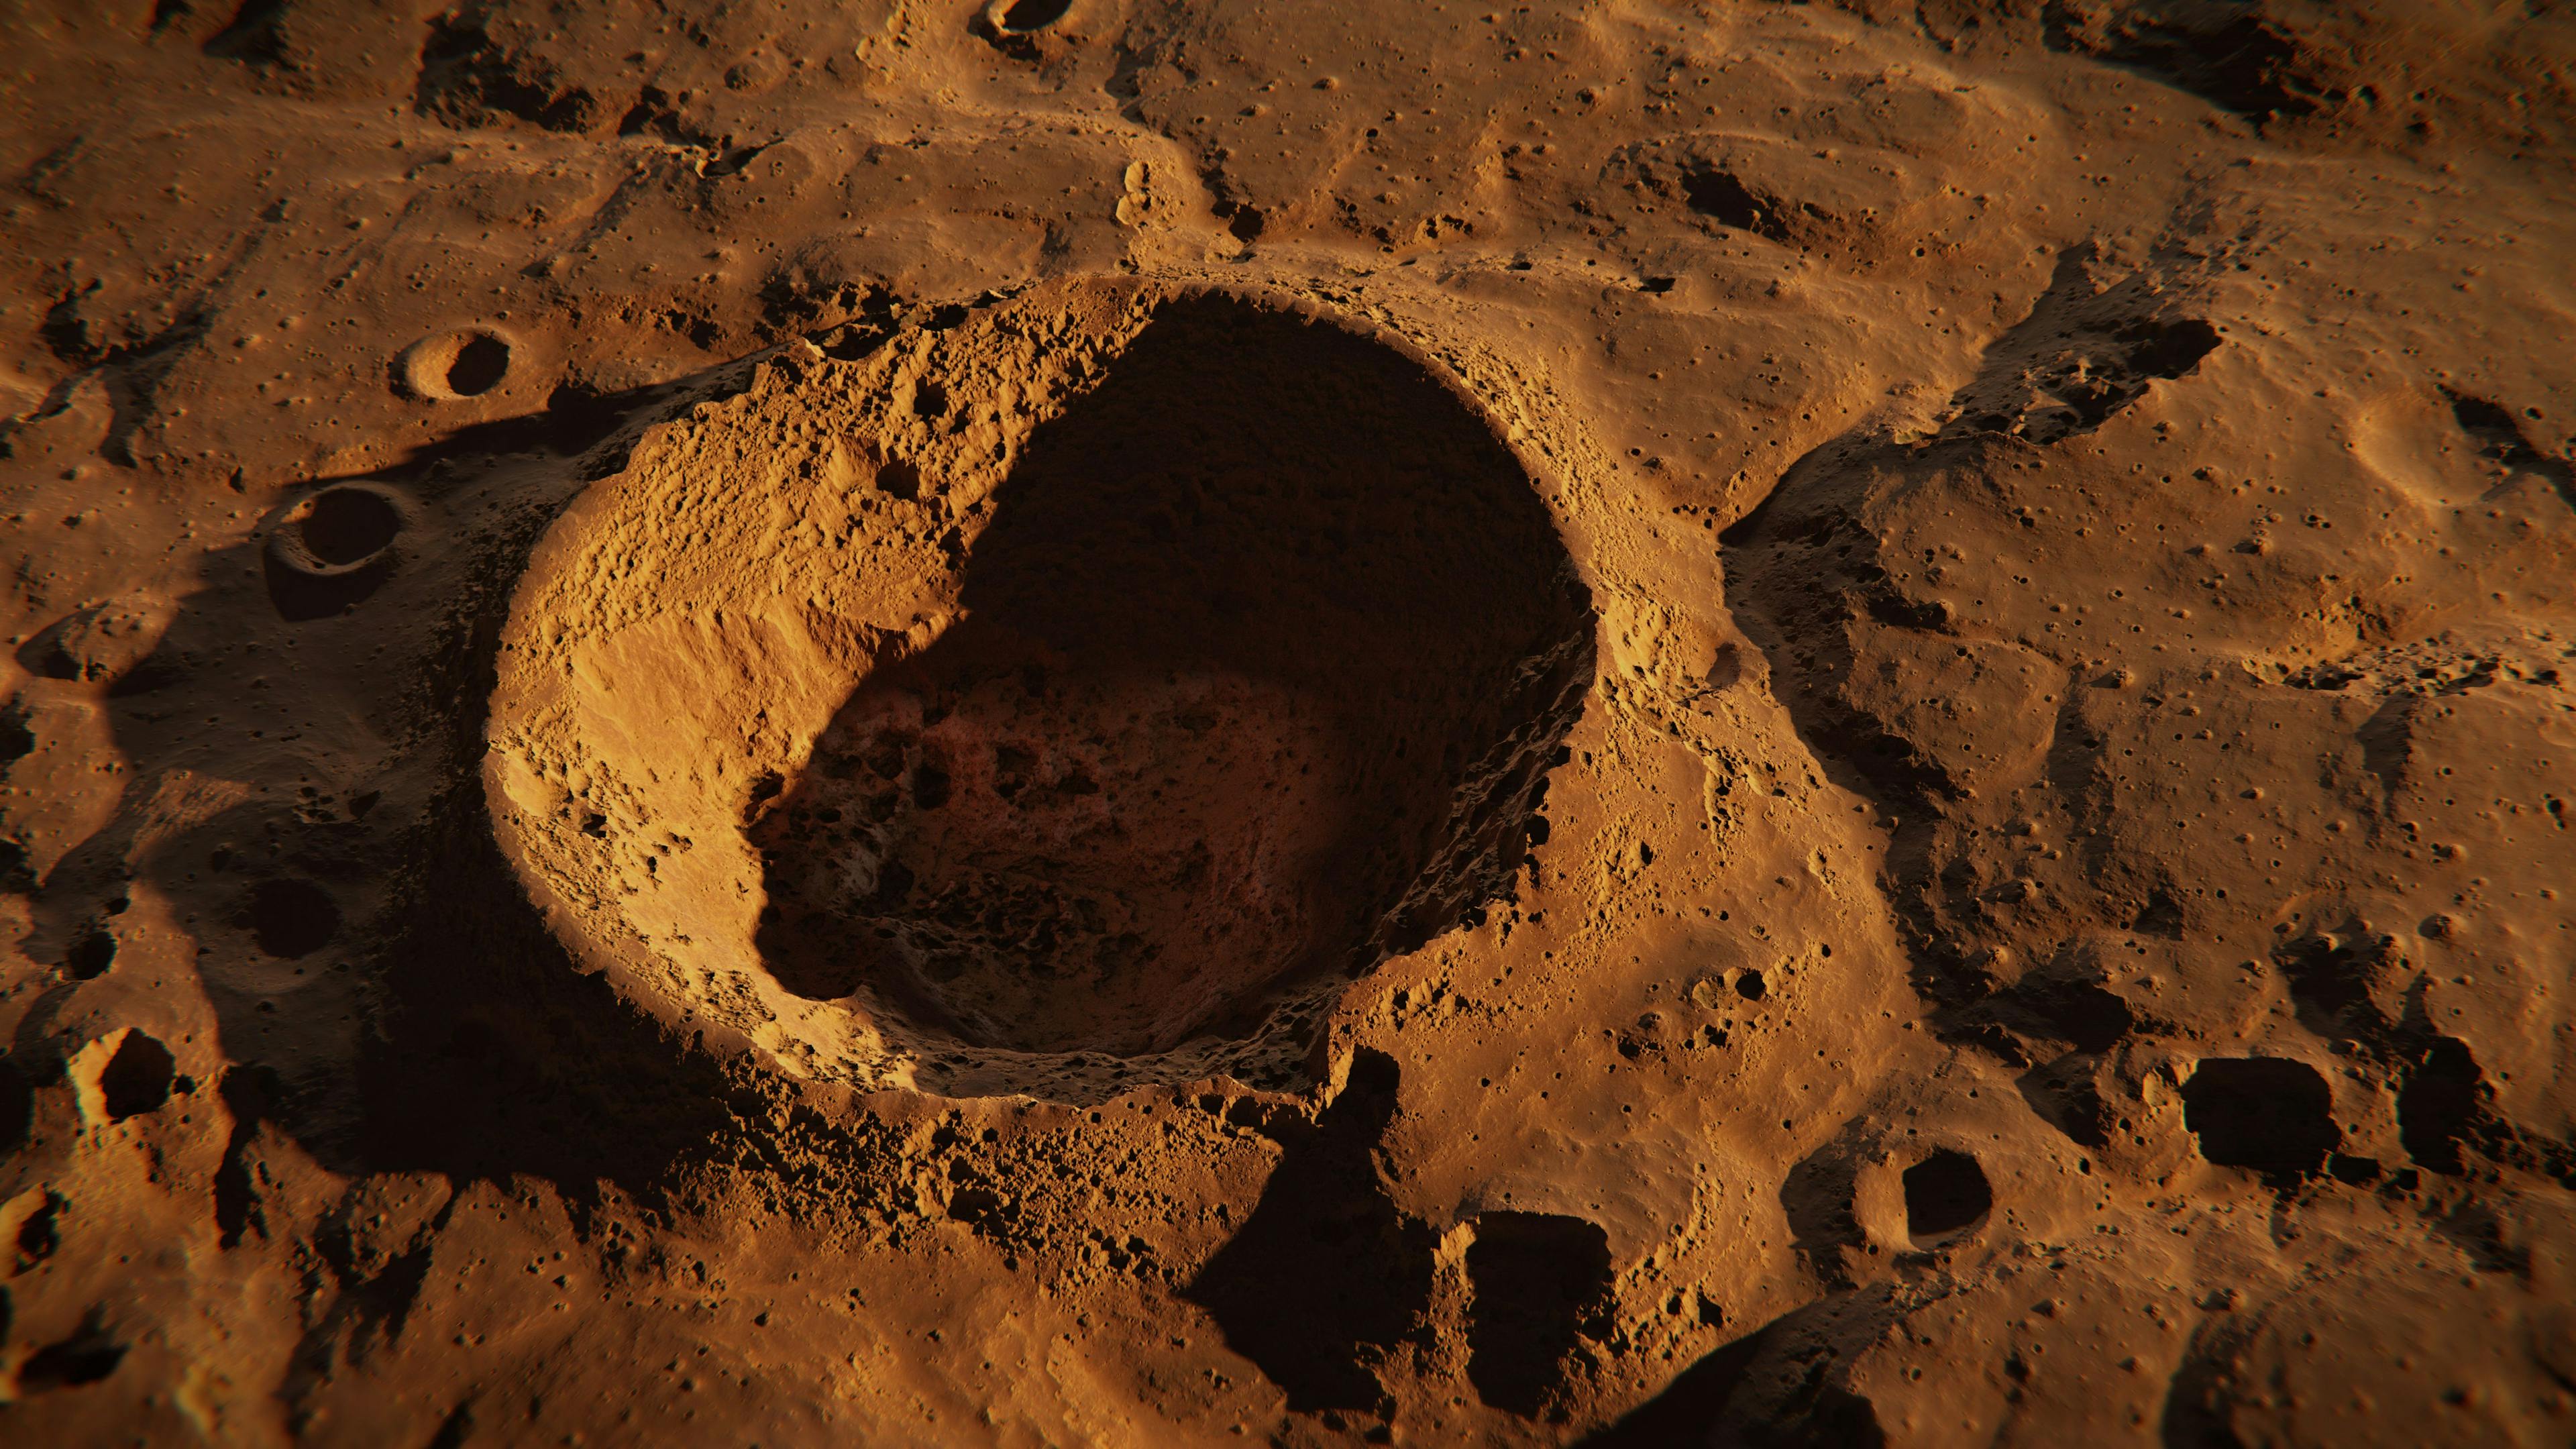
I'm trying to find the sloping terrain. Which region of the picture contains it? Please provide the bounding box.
[1,1,2573,1444]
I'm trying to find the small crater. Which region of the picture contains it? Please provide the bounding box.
[265,484,407,621]
[2182,1056,2340,1181]
[998,0,1071,30]
[2275,925,2393,1037]
[16,1317,128,1391]
[447,333,511,396]
[11,1189,62,1269]
[2397,1035,2485,1175]
[1902,1150,1992,1241]
[1682,168,1791,243]
[64,925,115,980]
[2130,885,2188,938]
[398,327,516,401]
[977,0,1074,56]
[299,486,402,566]
[1734,969,1767,1002]
[97,1030,176,1122]
[1464,1212,1615,1417]
[241,878,341,959]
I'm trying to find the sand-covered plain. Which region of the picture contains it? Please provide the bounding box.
[3,1,2575,1444]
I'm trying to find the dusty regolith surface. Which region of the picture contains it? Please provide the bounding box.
[3,1,2575,1444]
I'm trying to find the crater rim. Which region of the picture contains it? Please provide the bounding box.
[483,274,1599,1104]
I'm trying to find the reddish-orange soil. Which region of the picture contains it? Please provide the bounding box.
[3,3,2573,1445]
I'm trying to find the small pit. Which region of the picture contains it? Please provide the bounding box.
[398,326,514,401]
[97,1030,174,1122]
[446,333,512,396]
[65,926,115,980]
[753,299,1592,1057]
[979,0,1073,56]
[266,482,407,620]
[998,0,1071,30]
[243,878,340,959]
[300,487,402,567]
[2184,1056,2341,1180]
[1902,1150,1992,1241]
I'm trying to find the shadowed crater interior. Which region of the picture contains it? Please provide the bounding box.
[749,298,1593,1057]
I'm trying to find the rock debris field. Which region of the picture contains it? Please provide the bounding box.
[2,1,2574,1444]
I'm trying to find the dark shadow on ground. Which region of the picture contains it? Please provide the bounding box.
[750,296,1594,1061]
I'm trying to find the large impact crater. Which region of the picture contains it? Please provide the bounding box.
[486,281,1595,1099]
